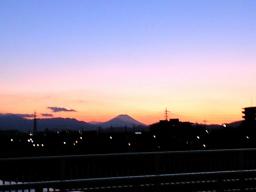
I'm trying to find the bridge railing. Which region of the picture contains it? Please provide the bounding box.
[0,147,256,183]
[2,169,256,192]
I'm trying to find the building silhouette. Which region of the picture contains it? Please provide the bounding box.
[241,107,256,132]
[243,107,256,122]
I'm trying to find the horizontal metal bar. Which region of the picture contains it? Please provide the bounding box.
[0,147,255,162]
[1,169,256,190]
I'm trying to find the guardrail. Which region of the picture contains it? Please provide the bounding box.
[1,148,256,191]
[1,169,256,192]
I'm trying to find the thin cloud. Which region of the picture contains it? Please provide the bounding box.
[41,113,54,117]
[48,107,77,113]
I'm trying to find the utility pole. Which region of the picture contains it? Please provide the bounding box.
[33,111,37,133]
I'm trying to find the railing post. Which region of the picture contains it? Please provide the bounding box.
[35,186,43,192]
[60,158,66,180]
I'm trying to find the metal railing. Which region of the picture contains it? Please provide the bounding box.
[1,148,256,191]
[1,169,256,191]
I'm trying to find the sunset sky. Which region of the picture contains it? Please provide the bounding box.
[1,0,256,124]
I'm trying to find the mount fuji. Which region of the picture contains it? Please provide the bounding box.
[96,114,146,128]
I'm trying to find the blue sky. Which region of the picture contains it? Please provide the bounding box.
[1,0,255,62]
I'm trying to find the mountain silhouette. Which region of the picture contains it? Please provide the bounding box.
[0,114,31,131]
[97,114,146,128]
[0,113,244,132]
[36,118,95,131]
[0,114,146,131]
[0,114,95,132]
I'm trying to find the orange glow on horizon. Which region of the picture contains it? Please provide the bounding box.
[0,90,250,125]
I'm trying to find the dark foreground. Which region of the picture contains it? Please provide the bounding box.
[1,148,256,191]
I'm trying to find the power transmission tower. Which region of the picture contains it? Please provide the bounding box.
[165,108,170,121]
[33,111,37,133]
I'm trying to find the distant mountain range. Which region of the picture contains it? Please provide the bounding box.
[0,113,243,132]
[0,114,146,132]
[0,114,94,131]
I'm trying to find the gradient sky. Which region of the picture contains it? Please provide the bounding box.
[1,0,256,124]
